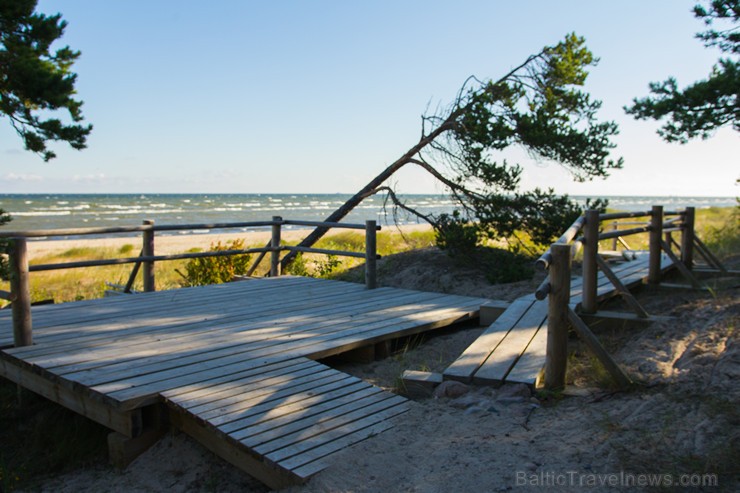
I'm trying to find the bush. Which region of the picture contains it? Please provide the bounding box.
[176,239,251,287]
[434,212,479,258]
[284,252,310,276]
[476,247,535,284]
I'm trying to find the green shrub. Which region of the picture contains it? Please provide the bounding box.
[315,255,342,278]
[176,239,251,287]
[477,246,535,284]
[435,212,479,257]
[118,243,135,255]
[284,252,310,276]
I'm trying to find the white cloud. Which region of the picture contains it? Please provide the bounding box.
[3,172,44,182]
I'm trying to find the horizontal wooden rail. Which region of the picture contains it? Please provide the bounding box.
[596,225,651,241]
[0,218,377,240]
[535,216,586,270]
[151,221,275,232]
[599,209,682,221]
[28,248,272,272]
[0,225,152,238]
[283,246,376,259]
[282,220,379,230]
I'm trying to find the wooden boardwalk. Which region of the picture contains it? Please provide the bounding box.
[0,276,487,488]
[444,251,675,387]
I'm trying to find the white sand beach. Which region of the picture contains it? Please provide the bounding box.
[24,223,434,260]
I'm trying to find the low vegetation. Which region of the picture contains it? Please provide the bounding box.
[175,239,252,287]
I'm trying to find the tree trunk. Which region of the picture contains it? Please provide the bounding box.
[280,122,453,269]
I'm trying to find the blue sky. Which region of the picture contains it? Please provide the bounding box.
[1,0,737,196]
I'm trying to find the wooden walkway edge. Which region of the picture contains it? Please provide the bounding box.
[444,251,675,387]
[0,277,487,488]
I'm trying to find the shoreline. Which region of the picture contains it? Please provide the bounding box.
[25,223,434,260]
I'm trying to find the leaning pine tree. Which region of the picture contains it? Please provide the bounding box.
[281,33,623,269]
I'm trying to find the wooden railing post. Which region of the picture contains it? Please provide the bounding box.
[610,221,618,251]
[365,220,377,289]
[680,207,695,270]
[581,209,600,314]
[648,205,663,284]
[9,238,32,347]
[142,220,155,292]
[545,243,571,390]
[270,216,282,277]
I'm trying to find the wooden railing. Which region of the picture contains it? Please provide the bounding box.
[0,216,381,348]
[534,205,711,390]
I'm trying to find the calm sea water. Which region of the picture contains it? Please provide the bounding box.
[0,193,735,237]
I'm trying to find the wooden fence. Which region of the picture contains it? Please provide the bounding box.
[533,205,726,390]
[0,217,381,348]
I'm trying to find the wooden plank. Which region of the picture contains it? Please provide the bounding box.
[270,404,407,473]
[13,279,351,351]
[169,407,302,490]
[255,396,407,457]
[28,292,402,372]
[79,294,478,393]
[32,288,448,373]
[188,368,344,418]
[479,300,511,326]
[237,389,394,446]
[219,380,376,437]
[68,292,465,389]
[175,362,329,411]
[114,356,297,411]
[472,301,548,386]
[504,327,546,387]
[190,372,358,425]
[288,421,396,479]
[443,298,534,382]
[168,359,319,408]
[2,279,330,354]
[297,302,483,361]
[10,279,363,355]
[0,355,141,436]
[12,276,315,328]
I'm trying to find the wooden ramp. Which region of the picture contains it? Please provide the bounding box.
[164,357,408,487]
[444,252,674,387]
[0,277,486,488]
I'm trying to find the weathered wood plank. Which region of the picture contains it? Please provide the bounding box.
[271,404,407,474]
[472,301,548,386]
[9,279,365,356]
[504,327,546,387]
[29,287,445,372]
[169,406,302,490]
[443,298,534,382]
[220,380,375,437]
[287,421,396,479]
[70,294,474,393]
[0,355,141,436]
[168,359,319,409]
[238,390,395,447]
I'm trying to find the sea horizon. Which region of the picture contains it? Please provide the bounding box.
[0,193,735,237]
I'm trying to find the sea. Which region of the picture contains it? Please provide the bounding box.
[0,193,735,239]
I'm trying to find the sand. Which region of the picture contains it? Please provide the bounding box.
[24,224,434,260]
